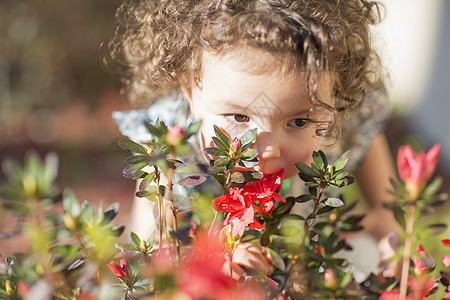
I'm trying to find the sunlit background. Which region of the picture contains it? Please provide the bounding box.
[1,0,449,278]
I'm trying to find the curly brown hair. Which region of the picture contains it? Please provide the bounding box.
[107,0,385,138]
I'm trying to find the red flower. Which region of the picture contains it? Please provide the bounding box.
[242,169,286,213]
[107,258,129,279]
[397,144,440,199]
[443,239,450,247]
[177,231,235,299]
[213,188,264,237]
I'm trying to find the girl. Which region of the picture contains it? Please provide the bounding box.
[110,0,399,279]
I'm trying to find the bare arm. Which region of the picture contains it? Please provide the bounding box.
[354,132,401,240]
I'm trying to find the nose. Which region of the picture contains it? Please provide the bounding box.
[256,131,281,161]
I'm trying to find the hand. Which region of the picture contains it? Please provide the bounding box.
[222,242,274,281]
[378,232,402,278]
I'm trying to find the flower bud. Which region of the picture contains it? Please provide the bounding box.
[324,268,338,291]
[63,213,78,230]
[397,144,440,200]
[229,138,242,158]
[140,240,148,253]
[5,280,14,295]
[166,125,185,146]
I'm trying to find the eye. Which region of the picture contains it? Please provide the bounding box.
[287,118,309,128]
[225,114,250,123]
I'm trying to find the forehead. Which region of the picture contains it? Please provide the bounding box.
[199,48,335,110]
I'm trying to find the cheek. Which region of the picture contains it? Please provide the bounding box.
[283,135,322,178]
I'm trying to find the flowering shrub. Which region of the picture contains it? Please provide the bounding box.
[0,121,448,299]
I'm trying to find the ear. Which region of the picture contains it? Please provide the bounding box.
[178,75,193,103]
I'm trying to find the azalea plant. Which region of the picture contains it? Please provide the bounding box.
[0,120,448,300]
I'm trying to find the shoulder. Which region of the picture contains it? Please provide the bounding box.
[112,93,192,143]
[328,88,391,170]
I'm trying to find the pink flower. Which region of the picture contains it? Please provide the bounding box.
[242,169,286,213]
[414,244,433,276]
[379,276,436,300]
[166,125,185,146]
[397,144,440,199]
[107,258,130,279]
[443,255,450,268]
[443,286,450,300]
[379,289,412,300]
[213,188,264,238]
[229,137,242,158]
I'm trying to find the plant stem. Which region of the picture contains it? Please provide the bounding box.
[155,166,165,247]
[399,201,416,299]
[166,157,180,258]
[209,172,232,234]
[281,186,325,291]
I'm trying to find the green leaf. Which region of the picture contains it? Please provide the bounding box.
[139,172,155,192]
[393,207,406,229]
[103,203,120,223]
[273,197,295,215]
[241,128,257,151]
[176,175,207,186]
[423,177,442,197]
[266,247,286,271]
[260,232,271,247]
[80,201,95,224]
[237,158,259,168]
[226,159,236,172]
[155,118,168,134]
[324,198,344,207]
[159,185,166,197]
[212,137,229,151]
[416,223,447,239]
[312,151,325,170]
[123,162,149,179]
[241,171,263,182]
[213,125,231,147]
[135,186,157,198]
[115,243,138,251]
[204,147,229,157]
[118,139,148,154]
[214,156,231,168]
[42,152,59,190]
[63,191,81,217]
[240,149,258,160]
[295,162,317,182]
[317,205,335,215]
[131,232,141,248]
[144,121,162,137]
[230,172,245,184]
[185,120,202,138]
[333,150,351,170]
[125,154,155,165]
[112,225,125,237]
[295,194,315,203]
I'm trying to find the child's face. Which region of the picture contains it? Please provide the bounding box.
[185,49,335,179]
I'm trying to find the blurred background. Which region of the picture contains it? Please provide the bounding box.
[0,0,449,265]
